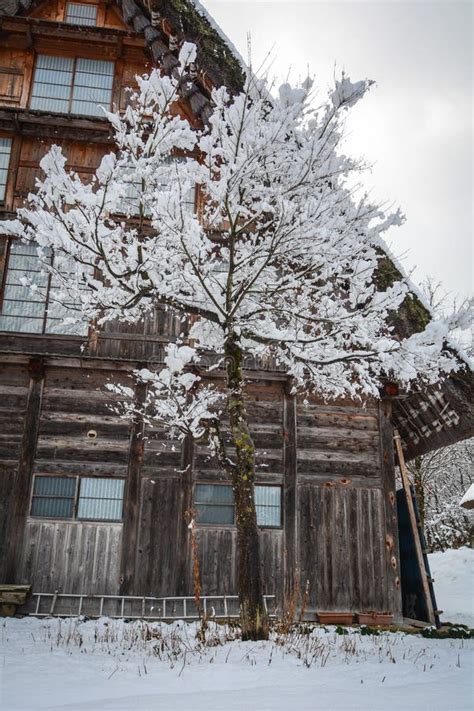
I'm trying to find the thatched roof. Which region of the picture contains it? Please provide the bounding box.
[375,255,472,460]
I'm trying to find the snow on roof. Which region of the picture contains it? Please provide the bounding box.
[375,234,472,371]
[460,483,474,509]
[188,0,248,73]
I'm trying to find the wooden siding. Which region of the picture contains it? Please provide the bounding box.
[35,365,133,477]
[18,519,122,594]
[0,359,401,616]
[0,362,29,463]
[297,402,381,478]
[298,485,388,612]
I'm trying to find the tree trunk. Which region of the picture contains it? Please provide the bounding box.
[224,334,269,641]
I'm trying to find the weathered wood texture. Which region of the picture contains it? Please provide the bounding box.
[4,357,44,582]
[18,520,122,594]
[298,485,388,612]
[283,388,297,594]
[0,359,400,615]
[0,466,15,582]
[35,365,133,477]
[119,382,146,595]
[379,400,403,621]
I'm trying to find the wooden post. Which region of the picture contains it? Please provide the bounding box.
[394,429,435,625]
[378,401,403,622]
[4,357,45,583]
[283,383,298,600]
[119,381,146,595]
[176,433,195,596]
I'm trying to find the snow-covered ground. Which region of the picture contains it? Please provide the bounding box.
[429,547,474,627]
[0,548,472,711]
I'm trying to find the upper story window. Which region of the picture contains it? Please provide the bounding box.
[119,157,196,217]
[0,137,12,202]
[0,241,89,336]
[30,55,114,118]
[65,2,98,26]
[194,484,282,528]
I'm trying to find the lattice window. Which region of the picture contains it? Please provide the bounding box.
[77,478,125,520]
[194,484,235,525]
[30,55,114,118]
[0,137,12,202]
[31,476,77,519]
[65,2,98,26]
[118,157,196,216]
[0,241,89,335]
[194,483,282,527]
[254,486,282,527]
[30,476,125,521]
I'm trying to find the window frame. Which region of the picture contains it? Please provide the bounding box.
[193,482,283,529]
[0,135,13,205]
[29,474,126,523]
[65,2,98,26]
[0,239,91,337]
[29,53,115,119]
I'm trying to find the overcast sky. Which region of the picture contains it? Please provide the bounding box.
[202,0,473,301]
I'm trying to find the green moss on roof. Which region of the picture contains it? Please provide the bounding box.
[374,255,431,335]
[163,0,245,92]
[374,255,403,291]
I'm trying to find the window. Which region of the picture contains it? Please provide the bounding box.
[77,478,124,520]
[194,484,282,527]
[30,55,114,118]
[30,476,125,521]
[118,157,196,217]
[0,137,12,202]
[65,2,98,25]
[0,241,89,335]
[255,486,281,527]
[31,476,76,519]
[194,484,235,525]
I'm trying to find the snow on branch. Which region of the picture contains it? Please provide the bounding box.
[107,344,223,441]
[3,63,466,431]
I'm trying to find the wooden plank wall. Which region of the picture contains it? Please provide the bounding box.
[8,363,132,592]
[18,520,122,595]
[0,361,33,581]
[0,359,400,616]
[296,400,389,612]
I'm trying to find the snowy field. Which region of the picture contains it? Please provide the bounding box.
[0,548,472,711]
[429,547,474,627]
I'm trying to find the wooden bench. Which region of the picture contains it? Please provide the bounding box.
[0,585,32,616]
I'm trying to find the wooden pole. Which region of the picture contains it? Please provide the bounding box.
[283,384,298,603]
[119,381,147,596]
[394,429,435,625]
[4,357,45,583]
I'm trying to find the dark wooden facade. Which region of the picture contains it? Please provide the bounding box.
[0,0,471,622]
[0,351,402,618]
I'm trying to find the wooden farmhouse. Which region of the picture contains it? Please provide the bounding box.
[0,0,472,623]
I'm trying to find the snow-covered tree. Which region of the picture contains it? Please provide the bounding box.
[408,439,473,551]
[3,45,465,639]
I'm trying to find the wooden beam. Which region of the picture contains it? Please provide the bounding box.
[378,400,403,622]
[283,383,298,599]
[4,357,44,583]
[394,429,435,625]
[176,433,195,596]
[119,380,146,595]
